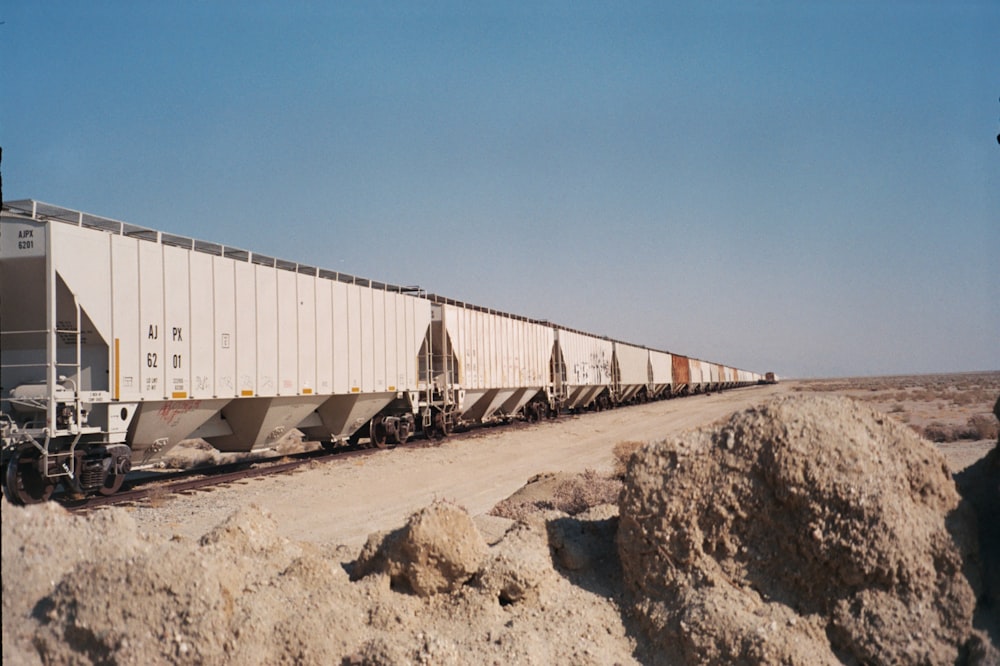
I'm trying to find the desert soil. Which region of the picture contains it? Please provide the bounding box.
[131,383,789,548]
[3,373,998,665]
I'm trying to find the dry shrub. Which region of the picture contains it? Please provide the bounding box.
[552,469,622,515]
[489,470,622,521]
[489,497,544,522]
[968,414,999,440]
[921,416,998,443]
[951,387,996,407]
[612,440,645,478]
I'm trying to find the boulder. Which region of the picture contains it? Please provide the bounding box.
[352,500,487,596]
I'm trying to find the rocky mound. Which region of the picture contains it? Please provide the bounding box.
[1,502,153,666]
[2,497,632,664]
[351,499,488,595]
[618,395,982,664]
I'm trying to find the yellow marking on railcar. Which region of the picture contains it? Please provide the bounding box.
[241,390,254,396]
[172,391,187,399]
[302,388,313,394]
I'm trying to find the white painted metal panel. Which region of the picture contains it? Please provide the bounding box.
[440,303,551,393]
[51,223,113,344]
[689,359,703,385]
[384,291,399,391]
[111,236,141,401]
[346,283,362,392]
[501,317,511,386]
[558,329,613,386]
[469,308,483,388]
[359,285,375,392]
[528,322,555,386]
[470,308,483,388]
[255,265,278,397]
[465,310,479,388]
[46,224,112,397]
[276,268,297,396]
[486,313,497,386]
[189,251,214,399]
[372,289,386,392]
[445,306,462,385]
[233,260,256,397]
[297,273,316,395]
[162,245,191,400]
[444,305,465,386]
[391,292,406,391]
[707,363,719,384]
[409,296,431,389]
[441,305,490,391]
[212,257,236,398]
[469,308,482,388]
[401,295,413,388]
[615,342,649,386]
[694,360,710,385]
[500,316,511,386]
[512,318,522,387]
[649,350,672,386]
[314,278,333,395]
[138,241,165,399]
[333,281,352,394]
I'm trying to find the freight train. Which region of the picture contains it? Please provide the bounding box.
[0,200,763,505]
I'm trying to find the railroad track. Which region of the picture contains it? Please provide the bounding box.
[60,446,370,512]
[56,400,709,513]
[59,429,464,513]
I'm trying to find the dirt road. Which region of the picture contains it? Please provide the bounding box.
[131,383,788,547]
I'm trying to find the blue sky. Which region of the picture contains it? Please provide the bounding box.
[2,1,997,378]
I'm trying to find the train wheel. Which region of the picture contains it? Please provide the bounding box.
[433,411,451,439]
[99,472,126,496]
[370,414,389,449]
[394,414,414,446]
[4,446,55,505]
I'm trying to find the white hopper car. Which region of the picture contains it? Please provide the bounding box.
[0,200,763,504]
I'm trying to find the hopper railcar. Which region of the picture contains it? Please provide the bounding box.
[0,200,763,504]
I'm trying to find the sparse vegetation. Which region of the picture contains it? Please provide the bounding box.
[968,413,999,441]
[552,469,622,514]
[798,372,999,444]
[489,469,622,521]
[611,440,645,478]
[488,497,537,522]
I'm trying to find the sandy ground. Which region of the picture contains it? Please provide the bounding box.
[129,383,789,548]
[4,375,997,665]
[131,374,998,549]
